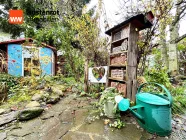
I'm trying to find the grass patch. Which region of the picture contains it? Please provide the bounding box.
[170,86,186,114]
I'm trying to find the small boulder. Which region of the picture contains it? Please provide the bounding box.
[46,95,60,104]
[40,90,45,94]
[36,82,45,90]
[52,88,64,97]
[0,109,5,115]
[17,107,44,121]
[71,86,79,93]
[60,85,67,92]
[174,75,186,81]
[0,132,6,140]
[174,118,183,124]
[171,120,176,125]
[45,87,52,93]
[40,102,46,107]
[31,93,43,101]
[25,101,40,108]
[175,124,182,130]
[42,93,50,102]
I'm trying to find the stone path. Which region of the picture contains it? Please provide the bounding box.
[0,94,183,140]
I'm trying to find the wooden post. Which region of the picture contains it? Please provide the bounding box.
[106,32,113,87]
[84,58,89,92]
[127,23,139,102]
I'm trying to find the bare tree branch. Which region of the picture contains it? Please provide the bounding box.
[174,33,186,43]
[176,0,186,6]
[171,1,186,27]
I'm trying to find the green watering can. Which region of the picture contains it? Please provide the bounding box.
[116,82,173,136]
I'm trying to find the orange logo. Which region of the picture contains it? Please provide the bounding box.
[9,10,23,24]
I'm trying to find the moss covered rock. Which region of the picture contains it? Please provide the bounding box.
[32,94,43,101]
[52,87,64,97]
[46,95,60,104]
[0,109,5,115]
[17,107,44,121]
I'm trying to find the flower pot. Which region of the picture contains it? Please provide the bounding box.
[104,101,116,118]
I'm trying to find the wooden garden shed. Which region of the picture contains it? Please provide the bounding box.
[105,12,154,101]
[0,38,57,76]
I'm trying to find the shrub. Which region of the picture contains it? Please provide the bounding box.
[0,74,18,89]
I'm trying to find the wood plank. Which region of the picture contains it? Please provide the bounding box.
[112,38,125,44]
[126,80,132,99]
[127,53,137,66]
[110,51,127,56]
[132,79,137,102]
[109,65,126,68]
[126,23,139,102]
[108,77,126,82]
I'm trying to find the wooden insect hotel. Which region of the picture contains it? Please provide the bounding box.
[105,12,154,101]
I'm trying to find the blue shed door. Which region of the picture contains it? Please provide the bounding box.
[40,48,52,75]
[8,44,23,76]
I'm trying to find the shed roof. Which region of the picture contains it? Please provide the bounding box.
[0,38,57,51]
[105,12,154,36]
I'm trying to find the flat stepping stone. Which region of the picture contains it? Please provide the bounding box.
[0,111,18,126]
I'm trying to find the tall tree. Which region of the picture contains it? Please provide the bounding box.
[168,0,186,74]
[0,0,24,37]
[118,0,186,75]
[66,4,106,91]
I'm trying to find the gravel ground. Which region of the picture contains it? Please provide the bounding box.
[170,114,186,140]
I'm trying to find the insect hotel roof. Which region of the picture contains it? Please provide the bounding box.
[105,11,154,36]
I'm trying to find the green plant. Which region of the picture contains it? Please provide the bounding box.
[93,87,126,129]
[144,48,171,88]
[109,119,125,129]
[98,87,121,117]
[145,66,171,88]
[0,74,18,88]
[170,86,186,114]
[0,82,8,103]
[89,83,105,95]
[0,74,20,98]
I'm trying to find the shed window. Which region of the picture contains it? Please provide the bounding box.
[23,47,41,76]
[24,58,31,76]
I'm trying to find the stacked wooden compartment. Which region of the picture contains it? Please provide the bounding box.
[105,13,154,101]
[108,25,129,97]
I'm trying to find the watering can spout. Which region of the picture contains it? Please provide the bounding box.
[129,105,145,124]
[115,96,145,124]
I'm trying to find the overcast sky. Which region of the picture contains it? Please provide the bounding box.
[87,0,186,38]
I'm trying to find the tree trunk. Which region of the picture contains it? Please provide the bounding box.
[84,58,89,92]
[169,3,180,75]
[160,25,169,68]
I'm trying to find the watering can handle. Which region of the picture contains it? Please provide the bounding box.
[137,82,173,107]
